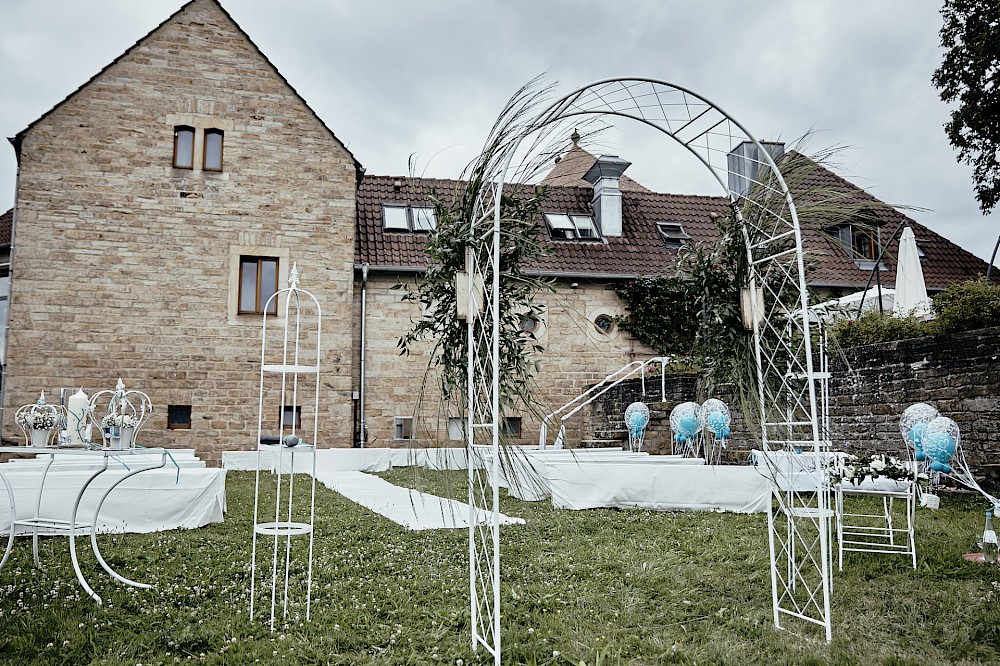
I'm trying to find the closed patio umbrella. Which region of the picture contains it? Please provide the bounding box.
[893,226,931,317]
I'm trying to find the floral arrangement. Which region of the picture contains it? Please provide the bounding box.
[829,452,929,486]
[16,410,56,430]
[102,413,139,429]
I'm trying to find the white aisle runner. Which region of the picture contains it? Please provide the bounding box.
[313,470,524,531]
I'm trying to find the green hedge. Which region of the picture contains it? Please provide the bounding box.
[830,277,1000,348]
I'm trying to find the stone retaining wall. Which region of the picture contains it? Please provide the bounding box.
[588,326,1000,483]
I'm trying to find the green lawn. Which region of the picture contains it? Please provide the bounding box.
[0,468,998,665]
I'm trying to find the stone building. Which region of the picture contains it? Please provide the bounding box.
[3,0,359,464]
[2,0,993,462]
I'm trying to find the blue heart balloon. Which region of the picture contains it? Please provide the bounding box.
[929,460,943,472]
[922,431,954,464]
[627,411,648,436]
[908,422,927,448]
[707,412,728,432]
[677,414,699,437]
[914,450,926,461]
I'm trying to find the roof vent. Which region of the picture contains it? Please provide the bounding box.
[582,155,631,237]
[727,142,784,198]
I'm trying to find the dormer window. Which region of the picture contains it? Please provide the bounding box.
[830,223,884,270]
[656,222,691,248]
[173,126,194,169]
[382,205,437,232]
[544,213,599,241]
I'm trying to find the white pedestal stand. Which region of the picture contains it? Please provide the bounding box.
[249,265,321,632]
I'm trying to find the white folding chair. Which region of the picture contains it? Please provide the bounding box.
[835,456,917,570]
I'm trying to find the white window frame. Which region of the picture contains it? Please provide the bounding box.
[447,417,465,441]
[382,205,437,232]
[393,416,415,440]
[544,213,599,241]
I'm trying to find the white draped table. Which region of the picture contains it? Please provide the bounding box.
[545,462,771,513]
[0,447,226,605]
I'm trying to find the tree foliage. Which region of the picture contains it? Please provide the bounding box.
[615,211,749,384]
[932,0,1000,214]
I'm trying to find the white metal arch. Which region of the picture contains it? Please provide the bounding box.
[465,78,832,662]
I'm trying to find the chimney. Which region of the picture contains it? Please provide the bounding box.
[582,155,631,237]
[727,141,785,197]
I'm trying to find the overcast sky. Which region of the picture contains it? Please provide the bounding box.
[0,0,996,264]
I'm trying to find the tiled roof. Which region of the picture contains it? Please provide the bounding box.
[787,152,992,290]
[540,145,651,192]
[356,176,728,277]
[356,153,993,288]
[0,209,11,246]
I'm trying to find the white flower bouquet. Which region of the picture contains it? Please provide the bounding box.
[16,410,57,430]
[101,413,139,429]
[830,452,929,486]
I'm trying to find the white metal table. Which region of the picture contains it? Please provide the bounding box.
[0,446,168,605]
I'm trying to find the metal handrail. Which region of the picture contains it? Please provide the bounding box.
[537,356,672,448]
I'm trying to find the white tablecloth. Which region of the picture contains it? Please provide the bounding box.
[224,448,393,473]
[750,449,838,492]
[0,467,227,534]
[499,452,699,502]
[546,463,771,513]
[6,449,205,470]
[386,447,473,470]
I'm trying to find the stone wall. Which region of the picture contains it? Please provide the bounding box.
[356,274,656,447]
[5,0,358,465]
[586,327,1000,481]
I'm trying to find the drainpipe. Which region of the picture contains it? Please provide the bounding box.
[358,263,369,448]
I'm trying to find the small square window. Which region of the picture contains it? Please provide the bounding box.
[281,405,302,429]
[167,404,192,430]
[447,417,465,441]
[203,128,224,171]
[502,416,522,438]
[656,222,691,248]
[394,416,414,440]
[572,215,598,239]
[173,126,194,169]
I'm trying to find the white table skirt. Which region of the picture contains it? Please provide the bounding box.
[499,453,703,502]
[546,463,771,513]
[0,467,227,534]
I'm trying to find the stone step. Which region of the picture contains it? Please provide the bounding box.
[579,439,624,449]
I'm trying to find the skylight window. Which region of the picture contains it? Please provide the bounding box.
[382,204,437,232]
[656,222,691,248]
[412,207,436,232]
[544,213,599,241]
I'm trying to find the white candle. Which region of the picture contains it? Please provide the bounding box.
[67,388,89,447]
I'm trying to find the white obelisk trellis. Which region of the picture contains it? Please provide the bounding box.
[466,77,832,662]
